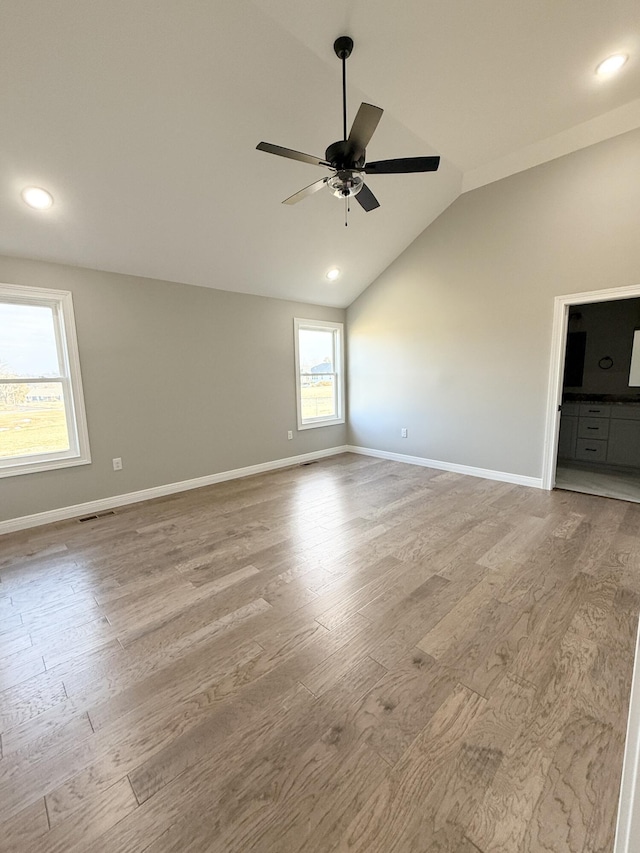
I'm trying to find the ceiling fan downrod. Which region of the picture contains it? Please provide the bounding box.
[333,36,354,142]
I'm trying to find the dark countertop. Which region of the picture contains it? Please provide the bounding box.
[563,393,640,404]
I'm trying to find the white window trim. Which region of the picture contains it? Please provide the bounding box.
[294,317,345,431]
[0,283,91,478]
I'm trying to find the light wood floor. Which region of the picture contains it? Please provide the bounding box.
[1,454,639,852]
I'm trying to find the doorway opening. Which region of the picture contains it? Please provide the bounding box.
[543,284,640,500]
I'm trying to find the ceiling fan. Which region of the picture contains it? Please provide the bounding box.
[256,36,440,216]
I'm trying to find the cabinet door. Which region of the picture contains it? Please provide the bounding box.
[607,420,640,468]
[558,415,577,460]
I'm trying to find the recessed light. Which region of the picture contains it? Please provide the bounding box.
[21,186,54,210]
[596,54,628,77]
[326,268,341,281]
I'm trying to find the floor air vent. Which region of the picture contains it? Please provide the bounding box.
[78,510,116,523]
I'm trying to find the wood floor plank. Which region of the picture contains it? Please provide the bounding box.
[583,727,627,853]
[507,572,594,692]
[420,597,529,698]
[477,514,554,570]
[0,671,67,732]
[126,616,372,806]
[0,629,32,660]
[0,452,637,852]
[36,775,138,853]
[466,628,600,852]
[335,683,487,852]
[44,641,268,824]
[0,712,93,779]
[522,711,614,852]
[369,565,487,670]
[427,672,537,838]
[0,647,45,691]
[86,684,317,852]
[0,798,49,853]
[358,651,458,765]
[0,614,24,636]
[142,657,389,853]
[213,742,388,853]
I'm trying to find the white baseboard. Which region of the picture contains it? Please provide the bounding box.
[0,445,349,535]
[347,445,544,489]
[615,618,640,853]
[0,444,542,536]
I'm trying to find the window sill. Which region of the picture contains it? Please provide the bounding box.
[297,417,345,431]
[0,453,91,479]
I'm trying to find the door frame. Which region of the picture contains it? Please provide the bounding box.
[542,283,640,491]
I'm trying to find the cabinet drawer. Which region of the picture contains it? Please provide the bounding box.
[579,403,610,418]
[575,438,608,462]
[611,406,640,421]
[578,418,610,440]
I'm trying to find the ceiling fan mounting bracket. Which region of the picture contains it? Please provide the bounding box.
[333,36,353,60]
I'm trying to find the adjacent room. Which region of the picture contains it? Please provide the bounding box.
[557,297,640,503]
[1,2,639,851]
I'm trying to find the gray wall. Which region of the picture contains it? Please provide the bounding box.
[347,129,640,479]
[1,256,345,522]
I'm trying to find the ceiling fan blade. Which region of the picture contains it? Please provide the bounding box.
[257,142,330,168]
[365,156,440,174]
[355,183,380,212]
[347,103,383,155]
[282,178,329,205]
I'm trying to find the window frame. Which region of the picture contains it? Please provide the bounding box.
[294,318,345,430]
[0,283,91,478]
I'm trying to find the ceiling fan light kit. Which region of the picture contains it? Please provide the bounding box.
[256,35,440,220]
[328,170,364,198]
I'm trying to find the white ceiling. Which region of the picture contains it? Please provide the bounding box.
[1,0,638,307]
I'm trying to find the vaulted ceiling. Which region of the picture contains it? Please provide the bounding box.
[1,1,638,307]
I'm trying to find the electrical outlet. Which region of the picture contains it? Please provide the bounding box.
[287,430,293,440]
[401,428,408,438]
[112,457,123,471]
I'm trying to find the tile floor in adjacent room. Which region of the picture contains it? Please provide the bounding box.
[556,462,640,504]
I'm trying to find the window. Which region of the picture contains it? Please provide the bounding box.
[0,283,90,477]
[294,318,345,430]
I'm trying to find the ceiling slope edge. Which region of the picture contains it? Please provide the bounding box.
[463,97,640,192]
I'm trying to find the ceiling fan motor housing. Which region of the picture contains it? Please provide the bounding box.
[325,140,365,170]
